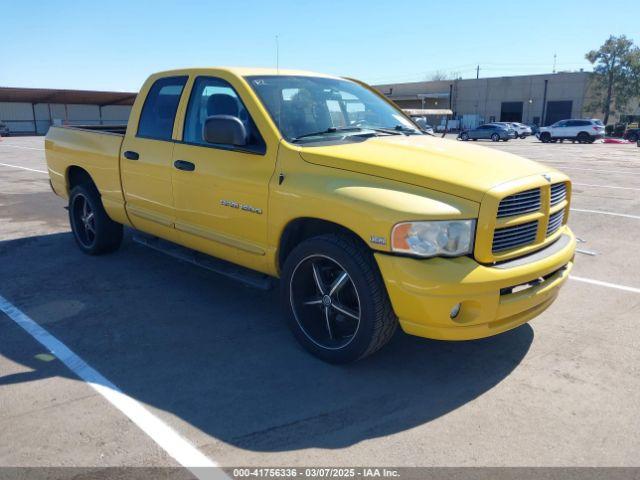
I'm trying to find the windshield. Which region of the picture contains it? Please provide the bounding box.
[246,75,420,143]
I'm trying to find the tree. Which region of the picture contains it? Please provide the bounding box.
[586,35,640,124]
[427,71,448,81]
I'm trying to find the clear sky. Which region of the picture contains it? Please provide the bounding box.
[3,0,638,92]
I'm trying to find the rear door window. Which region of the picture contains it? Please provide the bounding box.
[137,76,188,140]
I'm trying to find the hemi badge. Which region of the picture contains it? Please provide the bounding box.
[370,236,386,246]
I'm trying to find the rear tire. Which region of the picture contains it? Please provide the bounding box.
[491,133,500,142]
[69,184,123,255]
[281,234,397,363]
[577,132,590,144]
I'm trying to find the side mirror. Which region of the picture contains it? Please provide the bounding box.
[203,115,247,146]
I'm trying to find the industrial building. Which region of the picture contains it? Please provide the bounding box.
[2,72,638,136]
[374,71,636,129]
[0,87,135,135]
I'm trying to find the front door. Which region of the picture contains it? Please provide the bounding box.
[121,75,187,237]
[171,76,275,272]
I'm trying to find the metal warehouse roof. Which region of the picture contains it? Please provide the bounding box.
[0,87,137,106]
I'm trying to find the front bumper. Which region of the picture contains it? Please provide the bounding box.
[375,228,576,341]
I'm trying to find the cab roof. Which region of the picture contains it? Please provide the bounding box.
[153,66,342,79]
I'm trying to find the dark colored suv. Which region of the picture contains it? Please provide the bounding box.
[623,128,639,143]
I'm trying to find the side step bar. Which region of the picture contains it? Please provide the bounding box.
[132,232,274,290]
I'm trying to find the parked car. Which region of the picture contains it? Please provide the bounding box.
[537,119,605,143]
[458,123,515,141]
[0,122,9,136]
[492,122,532,139]
[623,127,640,143]
[526,123,540,135]
[45,67,575,363]
[510,122,533,138]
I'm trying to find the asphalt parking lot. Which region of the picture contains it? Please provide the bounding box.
[1,135,639,471]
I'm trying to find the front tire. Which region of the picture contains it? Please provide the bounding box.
[540,132,551,143]
[491,133,500,142]
[281,234,397,363]
[69,184,123,255]
[460,132,469,141]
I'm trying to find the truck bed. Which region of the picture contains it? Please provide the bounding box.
[45,125,127,224]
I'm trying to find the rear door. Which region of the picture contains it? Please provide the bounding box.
[170,75,274,272]
[121,75,187,236]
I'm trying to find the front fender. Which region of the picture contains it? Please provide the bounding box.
[268,147,479,260]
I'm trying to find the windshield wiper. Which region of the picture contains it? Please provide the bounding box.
[291,125,418,143]
[391,125,422,135]
[292,127,365,142]
[357,125,421,136]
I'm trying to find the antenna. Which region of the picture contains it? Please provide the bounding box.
[276,34,280,74]
[553,53,557,74]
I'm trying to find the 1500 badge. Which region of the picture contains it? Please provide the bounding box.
[220,199,263,215]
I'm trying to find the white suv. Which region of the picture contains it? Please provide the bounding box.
[537,119,605,144]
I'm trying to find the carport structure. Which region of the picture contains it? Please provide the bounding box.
[0,87,136,135]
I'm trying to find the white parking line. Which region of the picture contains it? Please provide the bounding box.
[571,276,640,294]
[0,295,227,480]
[556,166,640,176]
[574,183,640,191]
[0,162,47,174]
[0,143,44,151]
[571,208,640,220]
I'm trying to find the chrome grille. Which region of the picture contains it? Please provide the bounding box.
[497,188,541,218]
[492,220,538,253]
[546,209,564,236]
[550,183,567,206]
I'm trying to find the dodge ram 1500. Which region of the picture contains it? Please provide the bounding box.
[45,67,576,363]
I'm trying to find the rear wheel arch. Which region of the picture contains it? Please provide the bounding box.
[277,217,371,274]
[66,166,95,194]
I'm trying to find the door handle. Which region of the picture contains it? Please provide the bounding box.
[174,160,195,172]
[123,151,139,160]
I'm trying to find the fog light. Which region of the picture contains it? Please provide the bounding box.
[450,303,461,319]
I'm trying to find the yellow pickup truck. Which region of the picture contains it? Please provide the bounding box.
[45,67,575,363]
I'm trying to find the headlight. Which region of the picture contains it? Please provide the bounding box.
[391,220,475,258]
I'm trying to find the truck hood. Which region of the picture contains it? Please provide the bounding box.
[299,135,552,202]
